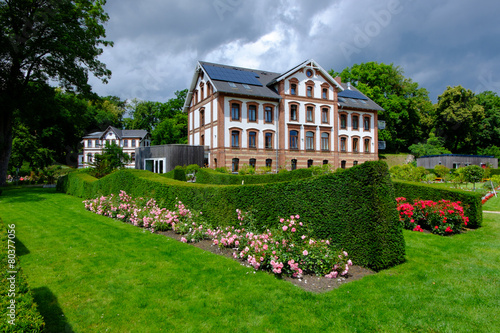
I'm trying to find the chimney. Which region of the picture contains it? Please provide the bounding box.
[334,76,342,84]
[347,82,352,90]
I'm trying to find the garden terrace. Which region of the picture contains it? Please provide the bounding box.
[57,161,405,271]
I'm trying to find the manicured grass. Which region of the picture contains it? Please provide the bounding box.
[1,188,499,332]
[483,192,500,211]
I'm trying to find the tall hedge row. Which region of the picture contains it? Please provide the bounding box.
[195,168,315,185]
[393,180,482,228]
[0,219,45,332]
[58,161,405,271]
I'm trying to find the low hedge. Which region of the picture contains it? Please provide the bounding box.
[393,180,482,228]
[195,168,315,185]
[0,219,45,332]
[57,161,405,271]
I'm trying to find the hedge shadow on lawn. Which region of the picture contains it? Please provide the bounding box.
[32,287,74,333]
[0,187,56,204]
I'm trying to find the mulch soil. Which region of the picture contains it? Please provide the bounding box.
[156,230,376,293]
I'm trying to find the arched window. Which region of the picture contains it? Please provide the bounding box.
[321,132,329,151]
[266,159,272,168]
[290,130,298,149]
[231,103,240,120]
[291,159,297,170]
[306,131,314,150]
[364,116,370,130]
[232,158,239,172]
[249,158,256,168]
[340,137,347,152]
[341,160,346,169]
[352,115,359,130]
[265,132,273,149]
[248,131,256,148]
[307,159,313,168]
[340,114,347,129]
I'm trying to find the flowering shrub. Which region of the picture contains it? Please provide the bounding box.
[83,191,211,242]
[84,191,354,279]
[396,197,469,235]
[207,214,352,278]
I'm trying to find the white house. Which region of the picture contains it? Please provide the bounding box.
[183,59,383,172]
[79,126,151,168]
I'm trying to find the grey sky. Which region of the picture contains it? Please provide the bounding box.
[88,0,500,103]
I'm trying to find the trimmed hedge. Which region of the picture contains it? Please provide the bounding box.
[393,180,482,228]
[58,161,405,271]
[195,168,315,185]
[0,219,45,332]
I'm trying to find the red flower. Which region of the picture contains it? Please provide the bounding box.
[435,226,439,229]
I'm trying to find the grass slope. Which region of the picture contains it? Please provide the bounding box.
[0,188,499,332]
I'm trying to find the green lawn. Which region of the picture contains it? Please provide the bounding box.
[1,188,499,332]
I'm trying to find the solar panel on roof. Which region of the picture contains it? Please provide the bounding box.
[203,64,263,86]
[338,89,368,100]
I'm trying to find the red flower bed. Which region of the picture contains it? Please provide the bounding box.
[396,197,469,235]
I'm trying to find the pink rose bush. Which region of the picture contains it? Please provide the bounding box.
[208,215,352,278]
[396,197,469,235]
[84,191,354,279]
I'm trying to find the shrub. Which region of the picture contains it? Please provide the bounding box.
[0,219,45,332]
[58,161,405,271]
[390,164,428,182]
[396,198,469,235]
[393,180,482,228]
[433,165,450,178]
[173,166,186,182]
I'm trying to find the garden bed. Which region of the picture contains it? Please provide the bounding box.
[157,229,375,293]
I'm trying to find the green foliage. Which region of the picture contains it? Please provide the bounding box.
[433,165,450,178]
[195,168,315,185]
[408,134,451,158]
[9,121,55,171]
[474,91,500,150]
[461,165,485,190]
[434,86,485,152]
[238,164,256,175]
[0,220,45,332]
[393,180,482,228]
[57,161,405,271]
[330,62,433,152]
[0,0,113,185]
[389,164,428,182]
[125,90,188,145]
[173,166,187,182]
[87,142,130,178]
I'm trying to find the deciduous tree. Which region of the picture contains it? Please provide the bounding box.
[0,0,112,185]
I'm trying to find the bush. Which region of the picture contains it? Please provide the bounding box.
[433,165,450,178]
[389,164,428,182]
[396,198,469,235]
[173,166,186,182]
[0,219,45,332]
[58,161,405,271]
[393,180,482,228]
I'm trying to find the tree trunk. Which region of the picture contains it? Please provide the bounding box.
[0,108,14,187]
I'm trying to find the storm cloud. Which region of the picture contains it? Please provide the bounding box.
[88,0,500,102]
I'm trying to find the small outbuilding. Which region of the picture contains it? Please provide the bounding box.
[416,154,498,169]
[135,144,204,174]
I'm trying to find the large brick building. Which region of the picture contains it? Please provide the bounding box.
[183,59,383,171]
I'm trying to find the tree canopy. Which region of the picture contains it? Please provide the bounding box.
[330,62,433,152]
[1,0,112,185]
[433,86,485,152]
